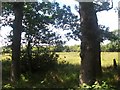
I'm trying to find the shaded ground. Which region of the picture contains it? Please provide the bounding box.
[101,66,120,90]
[2,59,120,89]
[2,59,80,88]
[1,52,120,89]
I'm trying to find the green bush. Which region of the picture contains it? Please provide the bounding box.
[31,52,59,72]
[20,48,59,73]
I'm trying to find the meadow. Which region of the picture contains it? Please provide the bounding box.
[57,52,119,66]
[1,52,120,89]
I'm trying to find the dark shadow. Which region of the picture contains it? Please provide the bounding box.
[2,59,120,89]
[2,59,80,88]
[101,66,120,89]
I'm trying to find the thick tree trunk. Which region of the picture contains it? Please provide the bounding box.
[11,3,23,82]
[79,2,102,85]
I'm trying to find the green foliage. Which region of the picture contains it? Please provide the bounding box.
[2,1,115,47]
[31,52,58,72]
[3,61,80,88]
[2,52,120,88]
[54,45,65,52]
[79,81,114,90]
[22,2,64,46]
[2,46,12,54]
[101,42,120,52]
[68,45,80,52]
[3,84,14,89]
[94,0,113,12]
[2,2,80,46]
[52,45,80,52]
[20,47,59,73]
[101,29,120,52]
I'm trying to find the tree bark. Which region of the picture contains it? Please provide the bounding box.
[27,39,32,72]
[11,3,23,82]
[79,2,102,85]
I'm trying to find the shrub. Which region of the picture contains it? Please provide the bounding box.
[31,52,59,72]
[20,48,59,73]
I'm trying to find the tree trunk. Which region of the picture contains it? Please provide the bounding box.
[79,2,102,85]
[11,3,23,82]
[96,43,102,77]
[27,39,32,72]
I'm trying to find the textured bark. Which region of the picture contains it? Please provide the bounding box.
[79,2,102,85]
[11,3,23,82]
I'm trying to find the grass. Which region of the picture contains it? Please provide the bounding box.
[57,52,80,65]
[58,52,119,67]
[101,52,119,67]
[2,59,80,88]
[1,52,119,66]
[1,52,120,89]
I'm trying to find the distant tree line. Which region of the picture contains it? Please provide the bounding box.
[51,44,80,52]
[2,42,120,54]
[101,42,120,52]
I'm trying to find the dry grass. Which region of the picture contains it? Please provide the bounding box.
[57,52,119,67]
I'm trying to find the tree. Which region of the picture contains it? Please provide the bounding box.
[78,0,113,85]
[20,2,78,72]
[107,30,120,52]
[79,2,100,85]
[2,2,79,75]
[11,2,24,82]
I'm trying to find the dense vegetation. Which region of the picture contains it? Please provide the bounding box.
[1,52,119,89]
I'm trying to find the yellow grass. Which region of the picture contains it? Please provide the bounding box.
[57,52,80,65]
[57,52,120,67]
[101,52,119,67]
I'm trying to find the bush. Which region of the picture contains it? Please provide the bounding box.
[20,48,59,73]
[31,52,59,72]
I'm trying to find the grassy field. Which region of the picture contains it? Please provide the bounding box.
[57,52,119,67]
[1,52,120,89]
[0,52,119,66]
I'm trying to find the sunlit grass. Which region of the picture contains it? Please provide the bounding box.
[57,52,119,67]
[101,52,119,67]
[57,52,80,65]
[0,53,11,61]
